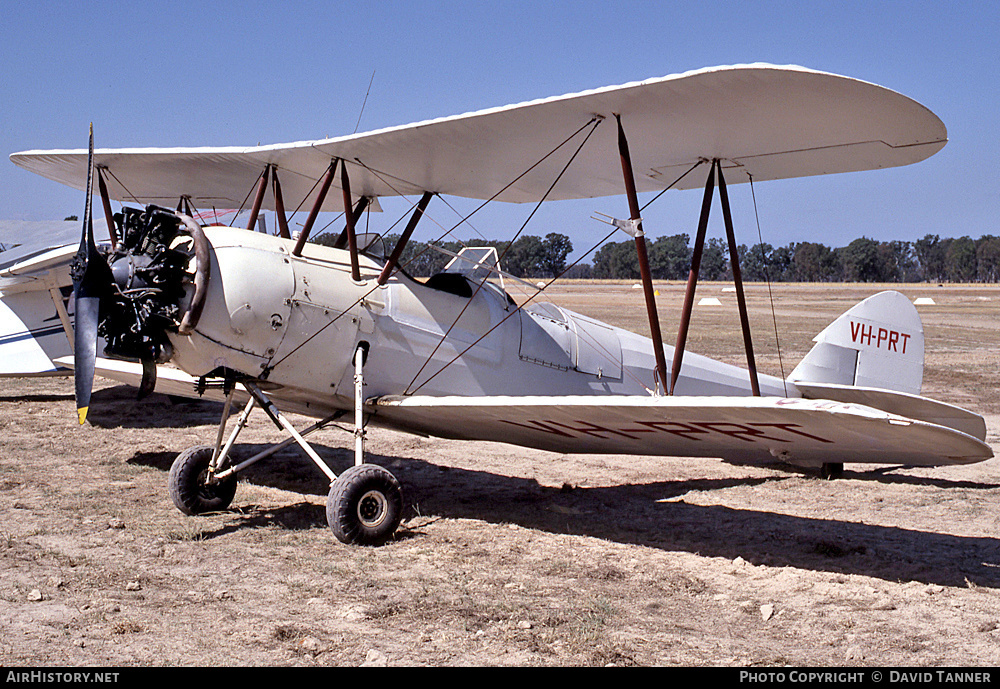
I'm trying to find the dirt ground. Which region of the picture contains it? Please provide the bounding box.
[1,282,998,667]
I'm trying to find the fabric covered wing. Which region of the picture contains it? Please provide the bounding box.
[53,356,243,406]
[370,395,991,467]
[11,64,946,207]
[794,382,987,442]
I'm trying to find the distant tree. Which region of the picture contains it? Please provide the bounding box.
[869,240,915,282]
[840,237,883,282]
[64,215,78,221]
[888,240,920,282]
[539,233,573,277]
[562,262,592,279]
[699,237,728,281]
[945,236,977,282]
[592,239,640,279]
[503,235,545,277]
[914,234,949,282]
[648,233,691,279]
[742,243,773,281]
[976,236,1000,282]
[790,241,838,281]
[768,243,795,281]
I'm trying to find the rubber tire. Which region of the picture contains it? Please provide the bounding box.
[820,462,844,480]
[168,445,238,515]
[327,464,403,546]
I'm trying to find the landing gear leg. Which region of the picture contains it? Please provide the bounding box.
[820,462,844,480]
[167,345,404,545]
[326,344,403,545]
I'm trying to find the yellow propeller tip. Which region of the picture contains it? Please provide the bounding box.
[77,407,89,425]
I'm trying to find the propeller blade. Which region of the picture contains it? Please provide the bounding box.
[72,124,113,424]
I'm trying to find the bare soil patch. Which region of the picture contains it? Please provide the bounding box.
[1,283,998,666]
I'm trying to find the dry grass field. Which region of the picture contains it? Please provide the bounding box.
[1,282,998,666]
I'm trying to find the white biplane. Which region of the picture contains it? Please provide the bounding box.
[2,64,991,545]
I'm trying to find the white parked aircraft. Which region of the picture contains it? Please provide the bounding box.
[2,64,990,545]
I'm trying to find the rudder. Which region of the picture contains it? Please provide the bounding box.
[788,291,924,395]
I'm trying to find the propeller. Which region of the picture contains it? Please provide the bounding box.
[71,124,114,424]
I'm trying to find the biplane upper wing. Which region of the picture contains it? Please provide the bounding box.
[370,394,991,467]
[10,64,946,207]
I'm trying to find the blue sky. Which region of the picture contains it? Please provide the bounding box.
[2,0,997,261]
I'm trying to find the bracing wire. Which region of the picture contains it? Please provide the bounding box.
[266,117,601,375]
[406,158,705,397]
[404,117,603,394]
[749,174,787,395]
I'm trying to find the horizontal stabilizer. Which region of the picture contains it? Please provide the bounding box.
[795,382,987,441]
[371,394,992,467]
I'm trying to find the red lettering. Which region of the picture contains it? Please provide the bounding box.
[502,418,834,446]
[690,422,789,443]
[850,321,912,354]
[749,423,833,444]
[851,321,862,343]
[635,421,711,441]
[501,419,576,438]
[549,420,643,440]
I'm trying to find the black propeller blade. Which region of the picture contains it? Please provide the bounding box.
[71,124,114,424]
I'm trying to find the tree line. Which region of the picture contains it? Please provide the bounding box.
[585,234,1000,283]
[317,231,575,278]
[313,230,1000,283]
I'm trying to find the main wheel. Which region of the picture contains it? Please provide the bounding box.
[168,445,238,515]
[820,462,844,480]
[326,464,403,546]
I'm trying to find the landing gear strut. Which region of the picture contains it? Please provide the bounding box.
[820,462,844,480]
[166,344,404,544]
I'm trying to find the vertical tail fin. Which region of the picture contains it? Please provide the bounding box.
[788,291,924,395]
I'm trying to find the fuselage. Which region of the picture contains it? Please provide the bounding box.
[166,227,790,420]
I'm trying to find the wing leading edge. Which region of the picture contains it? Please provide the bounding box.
[11,64,946,208]
[370,395,991,468]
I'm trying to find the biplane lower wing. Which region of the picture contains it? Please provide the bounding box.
[370,394,992,467]
[52,356,243,406]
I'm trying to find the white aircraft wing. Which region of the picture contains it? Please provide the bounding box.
[794,382,988,442]
[11,64,946,207]
[0,219,95,245]
[52,356,244,406]
[370,395,991,467]
[0,220,104,271]
[0,244,80,375]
